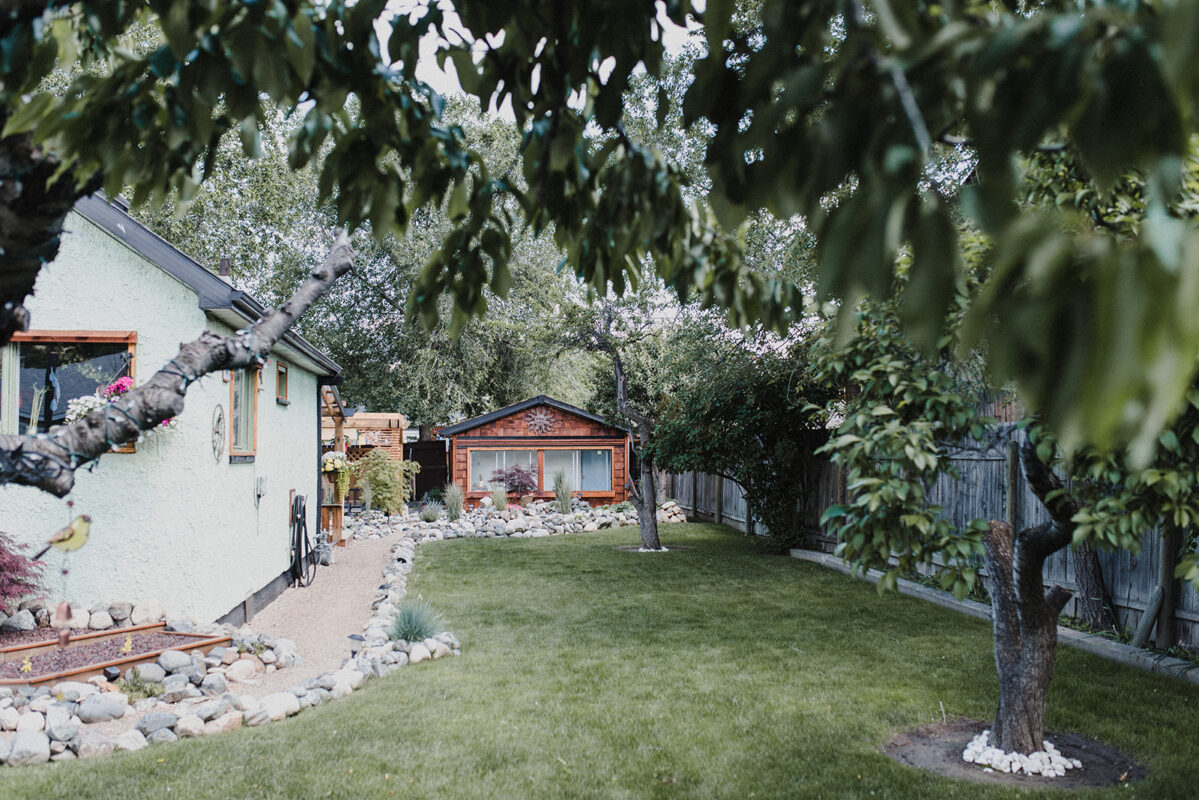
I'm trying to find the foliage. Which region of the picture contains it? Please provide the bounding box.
[0,531,42,606]
[812,307,992,599]
[7,1,1199,469]
[488,485,509,511]
[116,672,164,702]
[443,483,464,523]
[552,471,573,515]
[651,331,833,550]
[321,451,351,502]
[419,501,444,523]
[389,599,445,643]
[64,376,178,441]
[352,450,419,516]
[489,464,537,496]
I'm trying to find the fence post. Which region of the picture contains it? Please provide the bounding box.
[1157,523,1182,648]
[1004,440,1019,526]
[714,474,724,525]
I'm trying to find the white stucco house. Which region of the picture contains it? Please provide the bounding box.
[0,195,340,624]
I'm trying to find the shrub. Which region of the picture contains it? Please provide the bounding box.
[117,672,164,701]
[444,483,464,521]
[419,501,444,522]
[489,483,509,510]
[489,463,537,494]
[390,598,445,642]
[352,450,420,515]
[552,471,573,514]
[0,531,42,606]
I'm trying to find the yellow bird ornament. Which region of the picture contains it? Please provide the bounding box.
[32,515,91,560]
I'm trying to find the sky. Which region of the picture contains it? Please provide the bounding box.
[383,1,701,118]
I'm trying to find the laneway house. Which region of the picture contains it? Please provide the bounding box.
[0,195,340,624]
[440,396,630,507]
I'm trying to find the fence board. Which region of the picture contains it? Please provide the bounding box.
[666,424,1198,649]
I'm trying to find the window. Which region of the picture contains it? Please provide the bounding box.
[468,449,536,490]
[276,361,289,404]
[230,367,258,458]
[0,332,135,437]
[543,449,613,492]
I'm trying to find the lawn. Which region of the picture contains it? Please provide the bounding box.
[4,523,1197,799]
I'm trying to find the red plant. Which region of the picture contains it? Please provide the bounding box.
[490,464,538,494]
[0,531,43,607]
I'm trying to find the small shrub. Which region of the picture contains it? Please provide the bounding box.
[489,483,509,510]
[444,483,464,522]
[552,471,573,514]
[352,450,421,515]
[117,672,164,701]
[390,598,445,642]
[0,531,43,605]
[419,501,444,522]
[490,463,538,494]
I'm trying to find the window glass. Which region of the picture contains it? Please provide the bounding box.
[543,449,576,490]
[580,449,612,491]
[276,361,288,401]
[232,368,257,453]
[13,341,131,435]
[468,449,536,490]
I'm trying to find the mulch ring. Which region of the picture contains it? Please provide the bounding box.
[0,633,190,681]
[614,545,692,552]
[882,717,1146,789]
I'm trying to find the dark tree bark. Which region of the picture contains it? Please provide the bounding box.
[1072,540,1118,633]
[982,442,1077,753]
[0,230,355,496]
[612,341,661,550]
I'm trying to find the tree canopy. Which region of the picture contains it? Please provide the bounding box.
[6,1,1199,477]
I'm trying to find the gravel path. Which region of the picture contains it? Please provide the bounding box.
[238,532,398,697]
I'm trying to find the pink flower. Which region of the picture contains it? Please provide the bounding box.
[103,376,134,397]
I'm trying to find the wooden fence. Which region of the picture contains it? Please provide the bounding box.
[666,426,1199,648]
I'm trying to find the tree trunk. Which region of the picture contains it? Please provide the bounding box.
[981,443,1077,752]
[630,443,662,550]
[1156,523,1183,649]
[1072,540,1118,633]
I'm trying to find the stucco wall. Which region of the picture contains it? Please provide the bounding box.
[0,211,322,622]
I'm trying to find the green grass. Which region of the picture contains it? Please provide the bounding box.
[6,524,1198,799]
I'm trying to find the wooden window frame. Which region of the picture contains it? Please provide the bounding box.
[229,366,259,460]
[275,360,289,405]
[465,444,615,497]
[2,330,137,451]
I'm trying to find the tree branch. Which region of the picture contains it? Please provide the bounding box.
[0,231,355,496]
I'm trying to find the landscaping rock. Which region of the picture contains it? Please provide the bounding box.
[75,729,116,759]
[225,659,257,683]
[114,730,148,752]
[260,692,301,721]
[147,728,178,745]
[88,610,114,630]
[77,693,127,723]
[135,711,178,736]
[158,649,192,673]
[175,714,204,739]
[16,711,44,732]
[1,609,35,632]
[51,603,86,629]
[45,706,78,742]
[408,643,431,664]
[193,697,229,722]
[108,601,133,622]
[0,706,19,731]
[203,711,242,736]
[130,602,165,626]
[133,662,167,683]
[243,707,271,727]
[51,681,96,701]
[166,619,194,633]
[201,673,228,695]
[8,731,50,766]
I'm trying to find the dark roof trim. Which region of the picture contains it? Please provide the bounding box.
[73,194,341,377]
[439,395,629,436]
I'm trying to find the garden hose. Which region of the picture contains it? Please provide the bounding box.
[290,494,316,587]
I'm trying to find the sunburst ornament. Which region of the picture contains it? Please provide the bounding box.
[525,408,555,434]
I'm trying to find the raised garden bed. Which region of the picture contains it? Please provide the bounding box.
[0,623,230,686]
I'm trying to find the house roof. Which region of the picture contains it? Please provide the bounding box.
[438,395,627,436]
[73,194,341,377]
